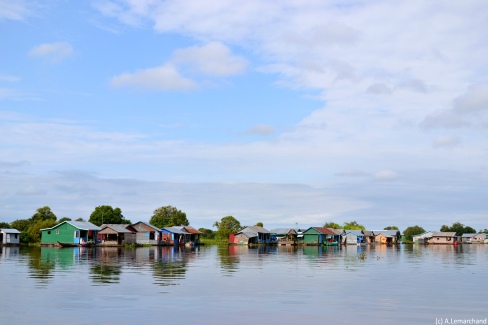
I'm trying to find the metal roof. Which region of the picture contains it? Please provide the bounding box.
[240,226,270,234]
[0,228,21,234]
[372,230,400,237]
[184,226,203,234]
[344,230,364,236]
[461,233,477,238]
[100,224,134,233]
[162,226,190,234]
[269,228,297,235]
[131,221,160,232]
[431,232,456,237]
[41,220,100,231]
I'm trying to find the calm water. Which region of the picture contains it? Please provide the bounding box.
[1,244,487,325]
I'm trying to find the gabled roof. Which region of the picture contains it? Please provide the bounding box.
[269,228,298,235]
[344,230,364,236]
[432,232,456,237]
[41,221,100,231]
[162,226,190,234]
[0,228,21,234]
[240,226,270,234]
[184,226,203,234]
[461,233,477,238]
[131,221,160,232]
[372,230,400,237]
[304,227,339,235]
[100,224,134,233]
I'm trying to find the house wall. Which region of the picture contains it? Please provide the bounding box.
[233,233,249,245]
[0,231,20,244]
[345,234,358,245]
[42,223,79,244]
[430,236,455,244]
[303,228,321,244]
[135,232,159,245]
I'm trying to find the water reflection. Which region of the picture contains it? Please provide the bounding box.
[152,246,188,286]
[218,245,241,275]
[90,247,122,285]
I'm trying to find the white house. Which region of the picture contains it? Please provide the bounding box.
[0,229,21,245]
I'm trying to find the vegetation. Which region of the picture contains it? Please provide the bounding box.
[323,221,341,229]
[0,221,11,228]
[213,216,242,240]
[440,222,476,236]
[89,205,130,226]
[256,222,263,227]
[342,221,366,230]
[149,205,189,228]
[8,206,58,243]
[384,226,399,230]
[403,225,426,242]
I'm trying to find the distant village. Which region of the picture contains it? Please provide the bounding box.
[1,205,487,247]
[1,221,488,247]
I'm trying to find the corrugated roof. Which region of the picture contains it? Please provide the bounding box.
[461,233,477,238]
[269,228,297,235]
[432,232,456,237]
[131,221,160,232]
[372,230,400,237]
[184,226,203,234]
[41,221,100,231]
[163,226,190,234]
[344,230,364,236]
[241,226,270,234]
[100,224,134,233]
[0,228,21,234]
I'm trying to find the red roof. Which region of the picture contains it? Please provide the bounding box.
[184,226,203,234]
[313,227,340,235]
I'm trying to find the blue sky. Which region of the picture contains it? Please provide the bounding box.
[1,0,488,231]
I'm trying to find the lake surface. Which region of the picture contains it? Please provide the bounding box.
[1,244,487,325]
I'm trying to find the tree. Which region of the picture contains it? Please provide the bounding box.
[0,221,11,228]
[89,206,130,226]
[75,218,85,222]
[324,221,341,229]
[149,206,189,229]
[198,228,216,239]
[440,222,476,236]
[30,206,57,222]
[256,222,263,227]
[213,216,242,240]
[403,225,426,241]
[342,221,366,230]
[26,219,57,243]
[479,229,488,233]
[57,217,71,224]
[384,226,399,230]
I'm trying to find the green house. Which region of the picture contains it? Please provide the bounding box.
[302,227,341,245]
[41,221,101,245]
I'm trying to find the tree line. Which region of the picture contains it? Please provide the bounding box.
[2,206,486,244]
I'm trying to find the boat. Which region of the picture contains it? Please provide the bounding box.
[57,241,80,247]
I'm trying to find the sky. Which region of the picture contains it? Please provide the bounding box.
[1,0,488,232]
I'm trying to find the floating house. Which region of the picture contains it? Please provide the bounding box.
[0,229,21,245]
[41,221,100,245]
[131,221,161,245]
[269,228,298,245]
[343,230,367,245]
[229,226,271,245]
[412,231,434,243]
[427,232,457,244]
[302,227,342,245]
[461,233,486,244]
[160,226,202,246]
[372,230,401,244]
[98,224,137,245]
[363,230,376,244]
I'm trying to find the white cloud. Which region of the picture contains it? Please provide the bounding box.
[247,124,275,136]
[172,41,247,76]
[111,42,246,90]
[0,0,30,21]
[433,135,461,148]
[373,170,398,181]
[29,42,73,62]
[111,64,197,90]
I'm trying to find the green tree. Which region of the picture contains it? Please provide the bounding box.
[30,206,57,222]
[149,206,189,228]
[479,229,488,233]
[89,206,130,226]
[10,219,32,243]
[27,219,57,243]
[213,216,242,240]
[384,226,399,230]
[256,222,263,227]
[403,225,426,241]
[324,221,341,229]
[440,222,476,236]
[57,217,71,224]
[343,221,366,230]
[75,217,85,222]
[198,228,216,239]
[0,221,11,228]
